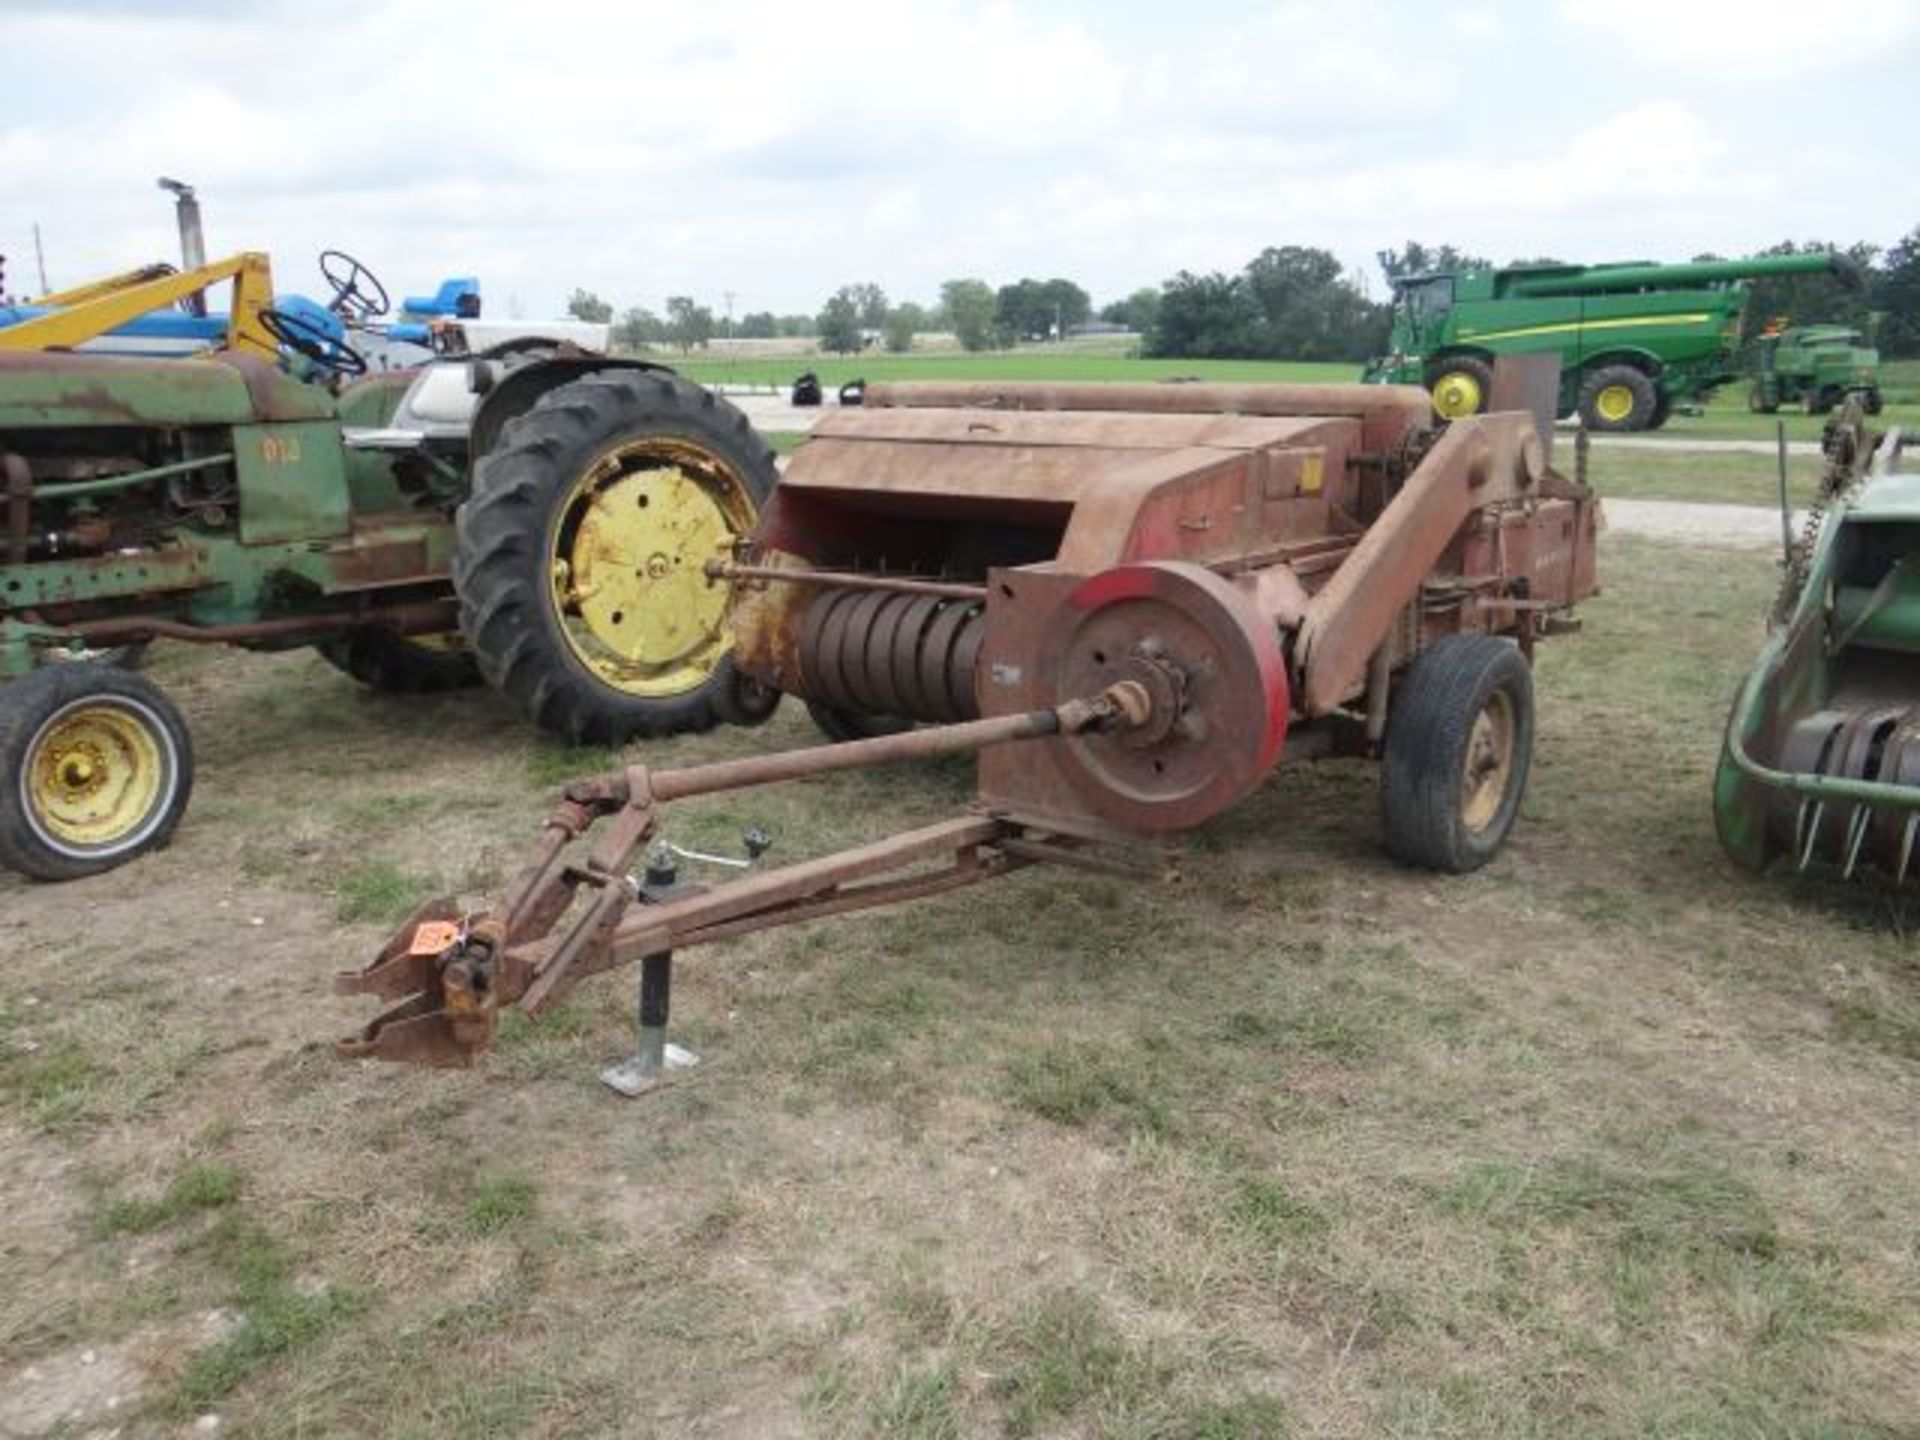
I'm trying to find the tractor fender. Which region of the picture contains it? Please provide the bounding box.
[468,354,673,459]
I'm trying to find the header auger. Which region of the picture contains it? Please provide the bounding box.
[337,362,1600,1087]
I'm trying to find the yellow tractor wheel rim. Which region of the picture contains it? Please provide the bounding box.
[547,438,758,698]
[1460,689,1516,835]
[1595,383,1637,423]
[1429,370,1483,420]
[27,702,170,852]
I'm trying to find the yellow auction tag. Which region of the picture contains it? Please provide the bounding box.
[408,920,462,956]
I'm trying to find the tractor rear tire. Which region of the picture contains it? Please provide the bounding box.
[0,664,194,881]
[454,370,776,743]
[315,628,482,694]
[1576,365,1658,432]
[1424,355,1494,421]
[805,701,911,744]
[1380,634,1534,874]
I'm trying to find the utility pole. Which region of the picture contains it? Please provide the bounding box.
[32,223,48,296]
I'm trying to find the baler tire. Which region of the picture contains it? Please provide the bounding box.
[0,664,194,882]
[710,654,782,727]
[805,701,910,744]
[1424,355,1494,421]
[454,369,776,743]
[314,629,482,694]
[1380,634,1534,874]
[1576,365,1658,432]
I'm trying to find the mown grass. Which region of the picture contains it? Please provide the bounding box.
[1,515,1915,1436]
[1580,443,1824,507]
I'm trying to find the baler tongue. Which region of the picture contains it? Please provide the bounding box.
[334,900,503,1067]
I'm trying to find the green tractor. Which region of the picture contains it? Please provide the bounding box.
[0,251,776,881]
[1364,253,1861,432]
[1715,404,1919,884]
[1746,323,1883,416]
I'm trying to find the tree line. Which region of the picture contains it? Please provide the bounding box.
[566,224,1920,361]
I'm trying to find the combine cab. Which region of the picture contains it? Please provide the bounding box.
[1716,407,1920,883]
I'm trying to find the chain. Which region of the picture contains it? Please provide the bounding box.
[1770,405,1874,625]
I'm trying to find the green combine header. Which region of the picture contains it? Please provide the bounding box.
[1365,253,1860,431]
[1715,405,1919,884]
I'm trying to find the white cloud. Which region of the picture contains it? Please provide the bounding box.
[0,1,1913,317]
[1558,0,1920,74]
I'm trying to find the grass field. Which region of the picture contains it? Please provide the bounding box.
[673,346,1920,447]
[2,471,1917,1436]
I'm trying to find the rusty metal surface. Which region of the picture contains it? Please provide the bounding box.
[1294,413,1546,715]
[862,380,1431,452]
[337,376,1603,1074]
[337,689,1148,1067]
[59,597,459,646]
[3,452,28,565]
[798,586,982,723]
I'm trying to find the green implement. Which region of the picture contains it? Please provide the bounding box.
[1714,405,1920,884]
[1364,253,1861,432]
[0,335,777,882]
[1747,324,1883,417]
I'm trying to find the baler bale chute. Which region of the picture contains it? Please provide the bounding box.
[1716,405,1920,883]
[336,369,1599,1087]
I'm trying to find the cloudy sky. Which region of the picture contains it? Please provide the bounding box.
[4,0,1916,321]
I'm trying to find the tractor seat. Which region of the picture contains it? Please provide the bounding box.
[399,277,480,320]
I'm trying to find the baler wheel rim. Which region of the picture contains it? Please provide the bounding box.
[1380,633,1534,873]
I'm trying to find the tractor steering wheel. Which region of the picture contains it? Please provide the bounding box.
[318,249,390,320]
[260,306,368,378]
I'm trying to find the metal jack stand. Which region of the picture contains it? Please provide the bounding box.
[600,948,698,1097]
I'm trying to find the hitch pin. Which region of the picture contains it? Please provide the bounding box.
[663,827,773,871]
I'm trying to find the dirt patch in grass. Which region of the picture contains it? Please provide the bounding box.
[0,531,1916,1437]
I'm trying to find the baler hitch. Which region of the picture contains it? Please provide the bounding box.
[336,685,1145,1077]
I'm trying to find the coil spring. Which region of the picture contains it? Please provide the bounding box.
[798,587,985,723]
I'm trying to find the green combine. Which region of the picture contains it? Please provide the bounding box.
[1365,253,1860,431]
[1747,324,1883,416]
[1715,404,1919,883]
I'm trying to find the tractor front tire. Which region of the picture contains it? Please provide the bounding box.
[1424,356,1494,421]
[1576,365,1658,432]
[1863,388,1884,416]
[454,370,777,743]
[0,664,194,881]
[315,628,482,694]
[1747,384,1779,415]
[1380,634,1534,874]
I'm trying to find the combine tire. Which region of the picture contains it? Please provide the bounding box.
[1424,356,1493,421]
[1380,634,1534,873]
[0,665,194,881]
[454,370,776,742]
[315,628,481,693]
[1576,365,1657,432]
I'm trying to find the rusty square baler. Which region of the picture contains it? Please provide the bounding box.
[338,374,1598,1085]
